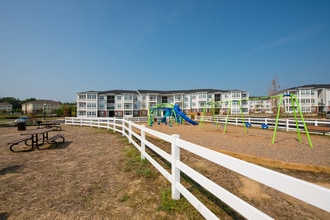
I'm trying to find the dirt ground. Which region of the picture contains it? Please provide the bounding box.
[0,124,329,219]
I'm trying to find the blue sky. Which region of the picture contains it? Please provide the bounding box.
[1,0,329,102]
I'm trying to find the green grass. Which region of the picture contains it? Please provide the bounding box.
[124,146,156,178]
[157,188,191,213]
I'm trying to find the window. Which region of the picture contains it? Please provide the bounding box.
[87,94,96,100]
[99,96,104,100]
[124,104,132,109]
[162,96,168,103]
[124,94,132,100]
[198,93,206,99]
[87,111,96,117]
[232,92,240,98]
[117,95,121,100]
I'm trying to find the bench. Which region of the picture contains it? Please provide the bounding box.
[8,137,33,152]
[306,125,330,135]
[45,134,65,148]
[51,125,61,131]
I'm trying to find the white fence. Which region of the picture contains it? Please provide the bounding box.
[197,115,330,132]
[65,117,330,219]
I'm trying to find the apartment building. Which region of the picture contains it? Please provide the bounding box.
[76,89,250,118]
[76,84,330,118]
[249,84,330,114]
[279,84,330,114]
[0,102,13,113]
[22,100,61,114]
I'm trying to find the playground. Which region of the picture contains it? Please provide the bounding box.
[144,122,330,170]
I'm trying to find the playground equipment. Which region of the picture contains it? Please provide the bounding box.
[199,94,313,147]
[148,103,198,126]
[272,93,313,147]
[199,100,247,134]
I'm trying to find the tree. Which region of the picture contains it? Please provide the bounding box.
[268,75,281,114]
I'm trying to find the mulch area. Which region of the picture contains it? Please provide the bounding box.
[0,124,329,219]
[146,122,330,170]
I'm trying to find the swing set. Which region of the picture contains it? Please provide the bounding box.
[199,94,313,147]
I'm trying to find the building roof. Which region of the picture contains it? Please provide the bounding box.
[286,84,330,90]
[0,102,12,106]
[81,88,246,95]
[24,100,61,105]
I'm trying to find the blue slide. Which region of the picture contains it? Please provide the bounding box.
[173,104,198,125]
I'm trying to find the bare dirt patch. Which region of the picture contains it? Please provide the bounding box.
[0,123,329,219]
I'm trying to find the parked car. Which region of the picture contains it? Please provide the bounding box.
[14,116,29,123]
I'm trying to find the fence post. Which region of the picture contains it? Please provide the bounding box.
[141,125,146,160]
[315,120,318,126]
[171,134,180,200]
[112,118,115,132]
[98,119,100,128]
[286,118,289,132]
[122,119,125,136]
[128,121,132,143]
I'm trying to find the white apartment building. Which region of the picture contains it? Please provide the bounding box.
[76,89,250,118]
[279,84,330,114]
[76,85,330,118]
[249,84,330,114]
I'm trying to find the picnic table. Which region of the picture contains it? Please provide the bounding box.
[20,128,53,149]
[8,128,65,152]
[40,121,61,131]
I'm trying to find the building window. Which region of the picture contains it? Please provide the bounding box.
[149,95,156,101]
[117,96,121,101]
[198,93,206,99]
[87,94,96,100]
[232,92,240,98]
[175,95,182,100]
[124,94,132,100]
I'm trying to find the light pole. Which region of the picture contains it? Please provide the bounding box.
[43,103,46,120]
